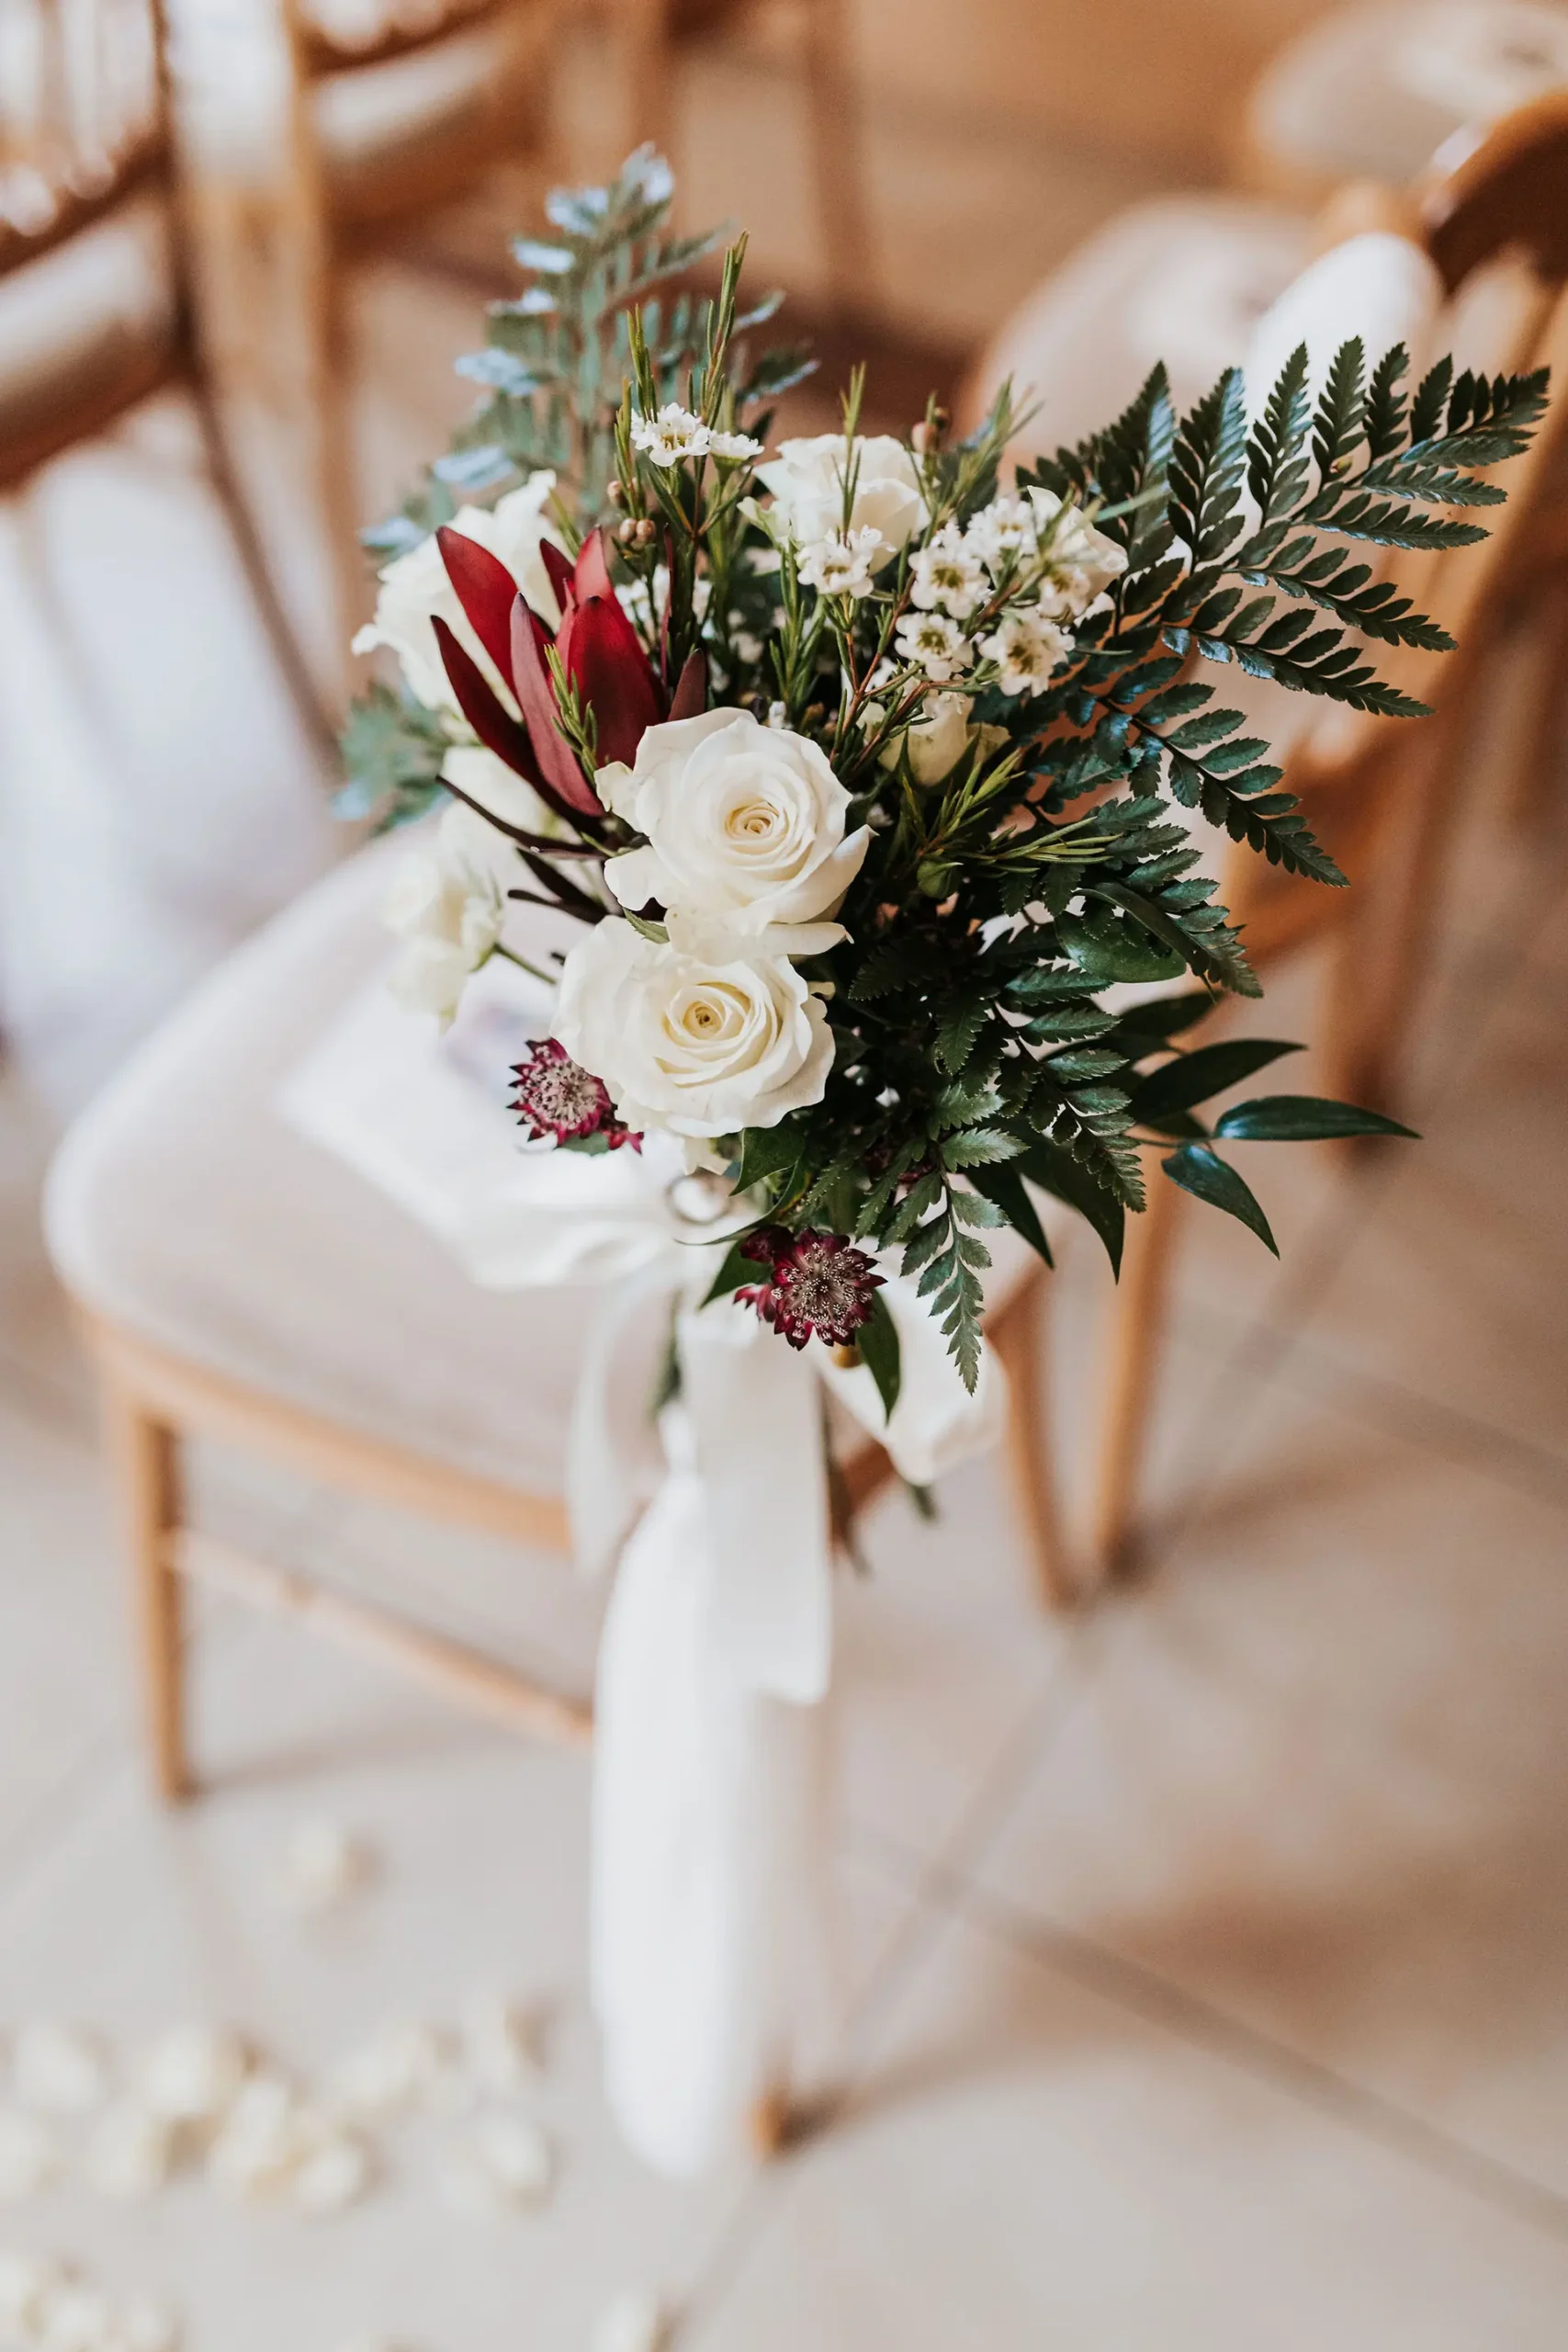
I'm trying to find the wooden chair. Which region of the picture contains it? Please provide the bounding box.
[166,0,564,720]
[0,0,332,746]
[1239,0,1568,207]
[42,834,1066,1824]
[604,0,872,322]
[1091,95,1568,1574]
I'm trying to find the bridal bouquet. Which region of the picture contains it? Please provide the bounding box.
[344,148,1543,1406]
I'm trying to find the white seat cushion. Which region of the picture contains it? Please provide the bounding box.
[1247,0,1568,198]
[973,196,1311,468]
[45,839,597,1495]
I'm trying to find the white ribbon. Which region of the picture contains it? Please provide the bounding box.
[278,962,1010,2173]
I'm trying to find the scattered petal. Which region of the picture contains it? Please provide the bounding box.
[137,2028,248,2128]
[436,2115,553,2217]
[473,2114,553,2206]
[458,1992,544,2097]
[291,2132,373,2218]
[84,2104,174,2200]
[206,2075,310,2203]
[12,2027,109,2119]
[590,2291,669,2352]
[322,2022,453,2127]
[36,2284,113,2352]
[107,2299,179,2352]
[0,2109,61,2200]
[0,2247,68,2335]
[273,1823,378,1914]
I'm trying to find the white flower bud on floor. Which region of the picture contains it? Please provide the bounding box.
[137,2028,248,2128]
[11,2027,109,2118]
[84,2103,174,2200]
[0,2109,61,2199]
[589,2291,669,2352]
[272,1823,378,1914]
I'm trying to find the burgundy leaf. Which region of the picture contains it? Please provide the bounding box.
[436,529,519,689]
[538,539,576,616]
[558,594,665,769]
[509,594,604,818]
[571,526,615,605]
[669,647,708,720]
[431,616,542,783]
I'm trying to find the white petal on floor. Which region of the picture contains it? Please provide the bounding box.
[0,2109,62,2200]
[0,2248,69,2335]
[11,2025,110,2117]
[206,2075,313,2203]
[589,2290,669,2352]
[272,1823,378,1914]
[136,2027,249,2127]
[321,2021,453,2126]
[35,2282,115,2352]
[458,1989,545,2096]
[83,2102,175,2199]
[290,2132,374,2218]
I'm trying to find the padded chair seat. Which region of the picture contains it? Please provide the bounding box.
[46,839,599,1496]
[973,196,1310,464]
[1246,0,1568,201]
[0,194,175,470]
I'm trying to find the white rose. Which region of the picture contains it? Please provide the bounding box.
[1025,487,1128,616]
[382,792,521,1020]
[601,708,867,934]
[353,474,565,711]
[554,914,835,1138]
[878,691,1012,786]
[756,434,927,566]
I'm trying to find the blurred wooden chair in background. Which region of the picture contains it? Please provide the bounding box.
[0,0,327,735]
[167,0,562,719]
[1240,0,1568,204]
[1091,97,1568,1574]
[604,0,870,321]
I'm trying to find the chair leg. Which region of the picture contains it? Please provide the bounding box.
[1090,1166,1182,1581]
[1511,578,1568,830]
[750,2080,793,2157]
[103,1375,191,1803]
[1326,713,1468,1118]
[989,1275,1075,1611]
[799,0,874,322]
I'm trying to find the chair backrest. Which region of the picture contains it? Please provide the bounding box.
[1304,94,1568,780]
[0,0,165,277]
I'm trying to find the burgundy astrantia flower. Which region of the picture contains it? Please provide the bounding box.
[511,1037,640,1150]
[737,1226,884,1351]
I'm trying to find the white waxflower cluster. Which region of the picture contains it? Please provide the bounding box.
[895,485,1128,699]
[796,525,885,600]
[630,404,762,468]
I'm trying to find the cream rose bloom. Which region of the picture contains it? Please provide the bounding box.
[554,914,835,1139]
[353,474,565,711]
[877,691,1009,786]
[756,434,927,566]
[600,708,867,935]
[382,763,540,1019]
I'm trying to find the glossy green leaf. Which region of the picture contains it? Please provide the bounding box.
[1213,1094,1419,1142]
[1130,1037,1302,1125]
[1017,1138,1123,1275]
[858,1289,903,1422]
[1160,1144,1278,1253]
